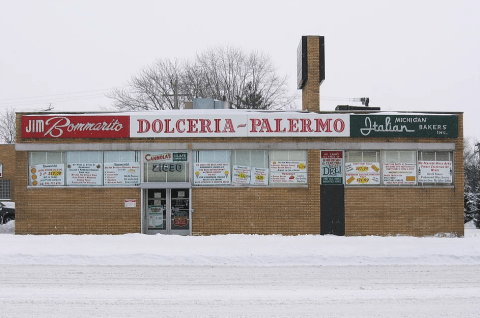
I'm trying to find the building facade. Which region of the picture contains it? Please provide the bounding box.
[13,109,464,236]
[9,35,465,236]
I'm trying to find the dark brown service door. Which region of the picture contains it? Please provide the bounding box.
[320,185,345,236]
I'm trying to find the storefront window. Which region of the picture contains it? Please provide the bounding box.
[30,152,65,166]
[66,151,103,186]
[28,151,140,187]
[231,150,269,186]
[104,151,141,186]
[418,151,453,185]
[29,152,66,186]
[194,150,231,185]
[269,150,308,186]
[345,151,381,185]
[345,150,453,187]
[144,151,189,183]
[382,151,417,185]
[194,150,307,187]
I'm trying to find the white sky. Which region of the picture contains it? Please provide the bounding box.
[1,0,479,139]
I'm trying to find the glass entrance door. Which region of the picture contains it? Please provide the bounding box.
[145,188,190,235]
[170,189,190,235]
[146,189,167,234]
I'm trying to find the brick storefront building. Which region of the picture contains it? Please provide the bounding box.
[7,36,464,236]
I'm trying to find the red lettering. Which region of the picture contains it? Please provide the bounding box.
[151,119,163,133]
[288,119,299,132]
[250,118,262,132]
[199,119,212,133]
[164,119,174,133]
[223,119,235,133]
[274,118,286,132]
[259,119,273,132]
[214,119,221,133]
[187,119,198,133]
[176,119,185,133]
[334,119,345,132]
[300,118,313,132]
[137,119,150,133]
[315,119,332,132]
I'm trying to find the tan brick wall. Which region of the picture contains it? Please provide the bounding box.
[0,144,16,202]
[345,188,463,236]
[344,114,464,236]
[302,36,321,112]
[192,150,320,235]
[14,151,141,235]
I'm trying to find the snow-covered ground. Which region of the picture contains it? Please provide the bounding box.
[1,221,480,266]
[1,221,480,317]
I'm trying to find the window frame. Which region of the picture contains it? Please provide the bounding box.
[193,150,308,187]
[344,150,454,187]
[0,180,11,200]
[28,151,141,187]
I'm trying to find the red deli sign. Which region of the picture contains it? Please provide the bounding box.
[22,115,130,139]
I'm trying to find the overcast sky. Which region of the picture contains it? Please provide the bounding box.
[1,0,479,139]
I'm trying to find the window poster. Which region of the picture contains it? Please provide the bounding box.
[321,151,343,184]
[270,161,307,183]
[173,210,188,227]
[251,167,269,186]
[148,206,164,229]
[232,165,251,186]
[104,162,140,186]
[0,164,3,178]
[194,163,231,185]
[382,163,417,185]
[418,161,452,183]
[30,164,65,186]
[66,163,103,186]
[345,162,380,185]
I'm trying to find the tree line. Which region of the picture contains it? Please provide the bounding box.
[0,107,15,144]
[464,137,480,227]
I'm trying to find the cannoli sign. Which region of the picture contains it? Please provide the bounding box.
[350,115,458,138]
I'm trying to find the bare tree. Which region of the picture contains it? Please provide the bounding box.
[464,137,480,226]
[109,59,185,111]
[108,46,295,111]
[0,107,16,144]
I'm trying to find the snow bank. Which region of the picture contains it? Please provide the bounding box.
[0,219,15,234]
[1,222,479,266]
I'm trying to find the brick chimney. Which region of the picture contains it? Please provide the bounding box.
[297,36,325,112]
